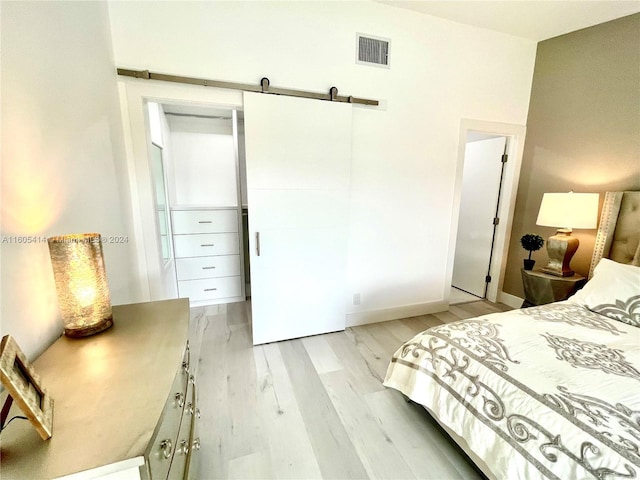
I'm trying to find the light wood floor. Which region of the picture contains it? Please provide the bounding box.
[449,287,482,305]
[191,300,512,480]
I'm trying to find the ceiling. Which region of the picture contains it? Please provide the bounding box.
[377,1,640,41]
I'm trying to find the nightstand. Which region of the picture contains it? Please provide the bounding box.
[520,269,587,307]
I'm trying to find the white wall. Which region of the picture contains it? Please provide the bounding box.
[108,1,536,320]
[167,115,237,207]
[1,2,137,359]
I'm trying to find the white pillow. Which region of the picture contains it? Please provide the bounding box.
[569,258,640,327]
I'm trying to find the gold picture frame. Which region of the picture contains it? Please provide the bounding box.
[0,335,53,440]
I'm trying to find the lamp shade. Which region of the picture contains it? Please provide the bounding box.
[48,234,113,337]
[536,193,599,229]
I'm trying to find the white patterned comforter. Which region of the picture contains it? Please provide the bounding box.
[383,301,640,480]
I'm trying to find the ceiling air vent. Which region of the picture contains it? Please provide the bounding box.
[356,33,390,68]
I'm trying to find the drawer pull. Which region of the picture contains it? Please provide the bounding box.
[187,402,194,415]
[202,266,216,270]
[196,408,201,419]
[159,439,173,459]
[201,244,215,247]
[189,374,195,384]
[192,438,201,451]
[204,288,217,292]
[182,360,189,374]
[198,221,213,224]
[178,439,189,456]
[175,392,185,408]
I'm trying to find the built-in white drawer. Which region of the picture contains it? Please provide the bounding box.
[172,209,238,234]
[173,233,239,258]
[178,276,242,302]
[176,255,241,281]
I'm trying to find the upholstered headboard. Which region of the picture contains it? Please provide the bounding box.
[589,191,640,278]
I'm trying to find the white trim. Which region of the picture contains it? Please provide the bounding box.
[445,119,527,304]
[346,300,448,327]
[117,83,150,300]
[497,290,524,309]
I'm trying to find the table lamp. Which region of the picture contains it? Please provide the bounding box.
[536,192,599,277]
[48,233,113,337]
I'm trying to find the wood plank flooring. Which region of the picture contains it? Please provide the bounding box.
[193,300,511,480]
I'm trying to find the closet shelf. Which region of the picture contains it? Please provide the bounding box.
[171,205,240,211]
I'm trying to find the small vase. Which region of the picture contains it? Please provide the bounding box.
[523,259,535,271]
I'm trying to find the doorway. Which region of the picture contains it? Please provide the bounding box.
[446,119,526,305]
[451,133,507,301]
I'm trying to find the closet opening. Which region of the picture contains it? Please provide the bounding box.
[144,101,250,307]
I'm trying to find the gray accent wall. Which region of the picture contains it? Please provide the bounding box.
[503,13,640,298]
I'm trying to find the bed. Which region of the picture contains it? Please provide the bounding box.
[383,191,640,479]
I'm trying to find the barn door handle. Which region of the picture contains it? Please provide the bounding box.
[256,232,261,256]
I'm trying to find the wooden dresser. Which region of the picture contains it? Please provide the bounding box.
[0,299,201,479]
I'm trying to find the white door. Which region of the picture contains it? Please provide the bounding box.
[452,136,506,297]
[243,93,352,345]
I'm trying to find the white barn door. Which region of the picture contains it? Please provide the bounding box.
[243,93,352,345]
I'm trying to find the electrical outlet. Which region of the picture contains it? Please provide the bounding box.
[353,293,361,305]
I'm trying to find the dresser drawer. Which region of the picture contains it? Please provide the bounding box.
[167,381,195,480]
[174,233,239,258]
[176,255,241,281]
[147,360,189,480]
[178,276,242,302]
[186,384,201,480]
[172,209,238,234]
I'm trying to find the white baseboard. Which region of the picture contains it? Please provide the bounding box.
[498,291,524,309]
[346,300,448,327]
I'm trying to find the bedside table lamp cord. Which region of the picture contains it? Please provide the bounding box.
[0,396,27,433]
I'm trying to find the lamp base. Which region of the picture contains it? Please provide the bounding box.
[541,267,575,277]
[541,230,579,277]
[64,316,113,338]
